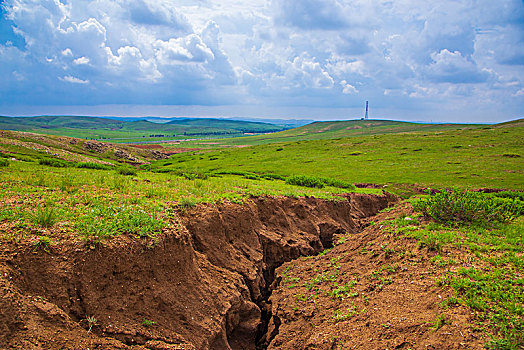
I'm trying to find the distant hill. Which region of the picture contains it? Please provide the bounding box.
[0,115,286,142]
[183,119,487,148]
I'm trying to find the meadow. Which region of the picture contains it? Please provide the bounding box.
[0,119,522,348]
[155,125,524,190]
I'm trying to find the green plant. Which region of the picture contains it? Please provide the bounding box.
[0,158,9,167]
[178,197,197,209]
[34,236,52,252]
[86,315,98,332]
[431,314,449,330]
[30,206,57,228]
[117,166,137,176]
[142,318,156,327]
[413,190,523,226]
[286,175,325,188]
[39,158,68,167]
[76,162,112,170]
[333,306,357,323]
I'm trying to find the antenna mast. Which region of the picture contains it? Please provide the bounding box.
[365,101,369,120]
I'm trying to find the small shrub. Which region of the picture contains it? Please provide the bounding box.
[413,190,523,226]
[431,314,449,330]
[492,191,524,202]
[30,206,57,228]
[34,236,52,252]
[286,175,325,188]
[117,166,137,176]
[178,197,197,209]
[76,162,111,170]
[243,174,261,180]
[85,315,98,333]
[262,173,286,181]
[75,205,165,240]
[286,175,356,190]
[182,171,208,180]
[0,158,9,167]
[322,178,356,190]
[142,319,156,327]
[39,158,68,167]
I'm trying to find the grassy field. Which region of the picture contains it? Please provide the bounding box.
[169,119,486,148]
[0,119,523,348]
[154,125,524,190]
[0,115,285,142]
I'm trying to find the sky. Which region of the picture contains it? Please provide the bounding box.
[0,0,523,123]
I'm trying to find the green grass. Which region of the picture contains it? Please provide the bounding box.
[390,195,524,348]
[171,119,486,149]
[153,126,523,190]
[0,160,371,242]
[0,116,285,142]
[413,190,523,225]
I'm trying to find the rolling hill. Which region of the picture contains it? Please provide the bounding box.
[0,115,286,142]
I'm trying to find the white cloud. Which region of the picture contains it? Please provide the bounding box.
[1,0,523,121]
[73,56,90,65]
[60,75,89,84]
[340,80,358,94]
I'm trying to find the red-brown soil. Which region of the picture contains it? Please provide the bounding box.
[0,194,488,349]
[267,202,487,350]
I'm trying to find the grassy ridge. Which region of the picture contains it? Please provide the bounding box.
[170,119,486,148]
[0,116,285,142]
[154,126,524,190]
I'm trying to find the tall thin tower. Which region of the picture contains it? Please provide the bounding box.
[365,101,369,120]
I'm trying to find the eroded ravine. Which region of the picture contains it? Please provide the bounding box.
[0,193,395,349]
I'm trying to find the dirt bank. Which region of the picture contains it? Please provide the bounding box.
[0,194,394,349]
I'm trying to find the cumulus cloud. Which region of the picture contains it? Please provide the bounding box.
[0,0,523,120]
[425,49,491,84]
[60,75,89,84]
[273,0,349,30]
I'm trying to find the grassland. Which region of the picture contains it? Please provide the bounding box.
[0,115,285,143]
[154,125,524,190]
[170,119,486,148]
[0,119,522,349]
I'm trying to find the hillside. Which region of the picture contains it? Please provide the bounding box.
[0,115,286,143]
[155,122,524,190]
[173,119,486,148]
[0,122,522,350]
[0,129,169,166]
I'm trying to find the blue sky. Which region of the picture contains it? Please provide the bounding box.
[1,0,523,122]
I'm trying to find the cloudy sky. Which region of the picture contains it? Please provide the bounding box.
[1,0,523,122]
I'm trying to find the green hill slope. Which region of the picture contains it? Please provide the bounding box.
[0,116,285,142]
[176,119,485,148]
[155,122,524,190]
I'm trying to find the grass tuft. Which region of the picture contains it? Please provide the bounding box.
[30,206,57,228]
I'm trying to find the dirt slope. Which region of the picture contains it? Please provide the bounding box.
[0,194,394,350]
[267,202,487,350]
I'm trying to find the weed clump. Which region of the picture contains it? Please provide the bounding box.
[286,175,325,188]
[30,206,57,228]
[117,166,137,176]
[39,158,68,167]
[413,190,523,226]
[0,158,9,167]
[286,175,356,190]
[76,162,112,170]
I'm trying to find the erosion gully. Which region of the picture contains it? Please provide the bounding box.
[0,193,395,350]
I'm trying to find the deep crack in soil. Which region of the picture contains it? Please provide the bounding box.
[0,194,395,349]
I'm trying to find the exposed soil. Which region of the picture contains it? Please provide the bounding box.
[0,193,489,349]
[266,202,488,350]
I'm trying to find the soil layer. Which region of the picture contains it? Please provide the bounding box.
[1,194,492,349]
[1,194,393,349]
